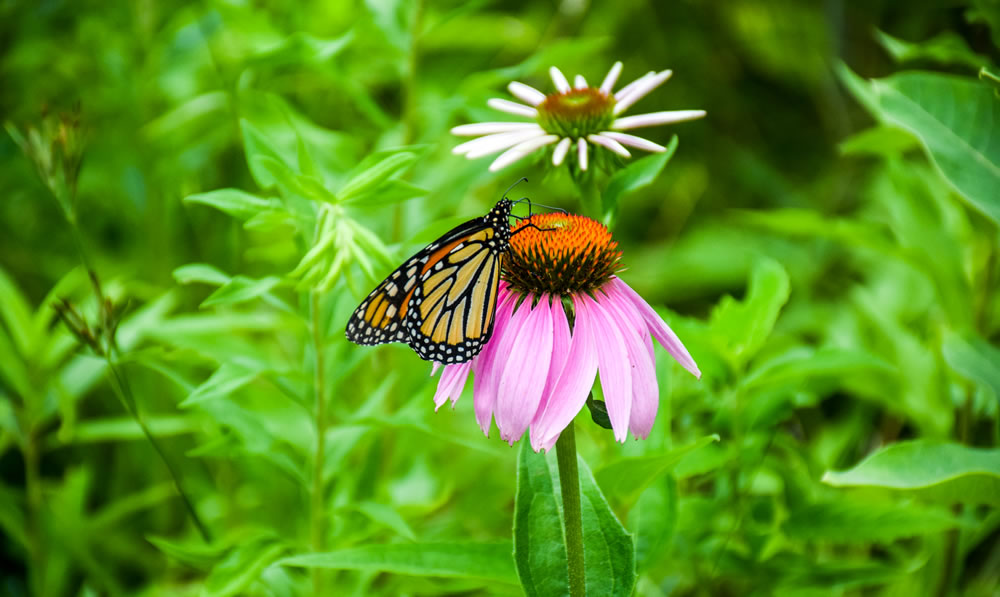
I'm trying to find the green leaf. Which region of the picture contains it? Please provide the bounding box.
[941,332,1000,403]
[62,416,199,443]
[354,501,417,541]
[822,440,1000,506]
[601,137,678,214]
[279,542,517,584]
[202,538,287,597]
[838,125,920,157]
[173,264,230,286]
[338,151,418,202]
[147,534,228,568]
[184,188,274,221]
[594,435,719,507]
[628,476,677,573]
[200,275,282,308]
[709,257,790,366]
[0,265,36,356]
[514,441,635,597]
[181,363,259,407]
[869,71,1000,224]
[784,499,964,543]
[240,119,288,190]
[874,29,986,69]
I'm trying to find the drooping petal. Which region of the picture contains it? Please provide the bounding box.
[431,362,442,376]
[532,296,571,427]
[549,66,571,93]
[574,74,588,89]
[613,110,707,130]
[508,81,547,106]
[577,138,588,171]
[433,362,473,410]
[453,129,546,157]
[551,137,572,166]
[452,122,544,136]
[497,298,554,444]
[488,134,559,172]
[609,277,701,379]
[473,286,517,434]
[613,69,672,115]
[586,134,631,158]
[600,61,623,94]
[531,297,598,452]
[577,294,632,442]
[599,289,659,439]
[488,98,539,118]
[597,131,666,153]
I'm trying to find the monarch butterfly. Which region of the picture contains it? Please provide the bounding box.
[346,191,539,364]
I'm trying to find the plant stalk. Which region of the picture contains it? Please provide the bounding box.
[309,291,328,593]
[555,420,586,597]
[105,353,212,543]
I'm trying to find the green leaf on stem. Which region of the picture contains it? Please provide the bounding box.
[601,136,678,216]
[514,441,635,597]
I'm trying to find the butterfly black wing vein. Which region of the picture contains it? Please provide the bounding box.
[345,200,514,363]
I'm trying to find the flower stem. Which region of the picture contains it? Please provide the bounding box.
[105,352,212,542]
[570,173,603,223]
[555,420,586,597]
[309,291,328,593]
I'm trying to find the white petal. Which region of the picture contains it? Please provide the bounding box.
[577,138,588,171]
[587,134,631,158]
[613,110,706,130]
[487,98,538,118]
[600,61,623,94]
[574,74,588,89]
[598,131,666,152]
[451,122,544,136]
[508,81,547,106]
[453,129,546,158]
[614,71,655,101]
[551,137,572,166]
[549,66,571,93]
[613,69,672,115]
[488,135,559,171]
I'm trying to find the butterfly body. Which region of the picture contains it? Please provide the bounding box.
[346,199,514,363]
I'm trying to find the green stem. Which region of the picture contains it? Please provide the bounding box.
[556,420,586,597]
[310,291,328,593]
[105,353,212,543]
[570,173,603,223]
[23,423,44,597]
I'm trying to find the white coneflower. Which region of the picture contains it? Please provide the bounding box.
[451,62,706,172]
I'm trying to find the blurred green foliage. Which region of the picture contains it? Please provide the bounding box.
[1,0,999,595]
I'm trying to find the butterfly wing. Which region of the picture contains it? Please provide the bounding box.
[404,225,504,363]
[345,216,497,349]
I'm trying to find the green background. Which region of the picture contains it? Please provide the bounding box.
[1,0,999,595]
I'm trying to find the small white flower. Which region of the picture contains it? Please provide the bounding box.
[451,62,706,172]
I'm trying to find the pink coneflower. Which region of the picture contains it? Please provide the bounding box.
[431,213,700,451]
[451,62,706,172]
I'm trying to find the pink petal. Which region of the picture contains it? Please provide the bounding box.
[531,296,598,452]
[433,362,472,410]
[610,277,701,379]
[577,294,632,442]
[496,298,554,444]
[473,286,517,434]
[600,289,659,439]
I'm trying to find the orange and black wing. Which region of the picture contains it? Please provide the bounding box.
[403,225,504,363]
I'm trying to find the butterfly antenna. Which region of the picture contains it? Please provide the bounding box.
[502,177,529,201]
